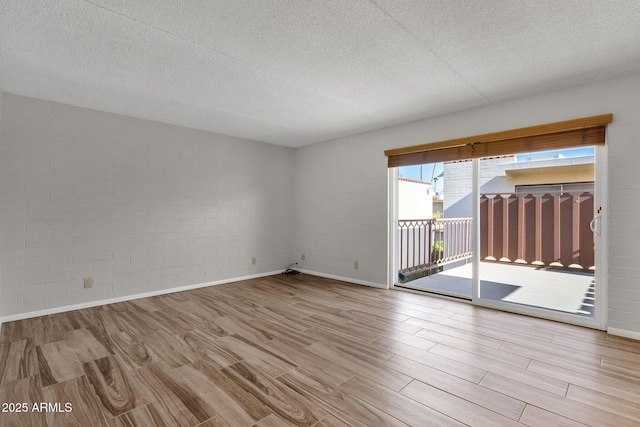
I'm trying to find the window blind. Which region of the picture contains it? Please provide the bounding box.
[385,114,612,168]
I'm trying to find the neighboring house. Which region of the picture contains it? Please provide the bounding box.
[398,177,434,219]
[432,196,444,218]
[443,154,594,218]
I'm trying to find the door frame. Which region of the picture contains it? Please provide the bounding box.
[389,146,608,330]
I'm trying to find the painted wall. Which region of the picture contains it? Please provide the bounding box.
[294,72,640,336]
[0,93,294,317]
[0,94,3,321]
[398,178,433,220]
[2,73,640,336]
[293,135,388,286]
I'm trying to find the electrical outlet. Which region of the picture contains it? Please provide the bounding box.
[251,257,256,265]
[84,277,93,289]
[354,261,359,270]
[301,253,306,261]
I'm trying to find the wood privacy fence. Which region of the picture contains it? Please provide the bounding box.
[480,191,595,271]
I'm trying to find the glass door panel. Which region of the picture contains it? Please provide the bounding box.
[397,161,473,298]
[477,148,596,318]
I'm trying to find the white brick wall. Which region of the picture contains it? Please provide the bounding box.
[0,93,294,317]
[443,157,517,218]
[294,72,640,336]
[442,160,473,218]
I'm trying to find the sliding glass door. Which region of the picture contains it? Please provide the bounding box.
[476,148,599,320]
[393,146,606,328]
[396,161,473,299]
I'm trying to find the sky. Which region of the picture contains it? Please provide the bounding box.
[399,162,443,182]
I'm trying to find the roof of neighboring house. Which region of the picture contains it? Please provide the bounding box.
[501,155,594,178]
[399,177,432,185]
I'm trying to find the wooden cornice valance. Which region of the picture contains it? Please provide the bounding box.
[385,114,613,168]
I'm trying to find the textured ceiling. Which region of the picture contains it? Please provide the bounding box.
[1,1,639,147]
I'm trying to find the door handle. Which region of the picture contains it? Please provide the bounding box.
[590,215,601,235]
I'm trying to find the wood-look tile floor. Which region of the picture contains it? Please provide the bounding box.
[1,274,639,426]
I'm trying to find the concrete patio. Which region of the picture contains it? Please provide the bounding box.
[399,261,595,317]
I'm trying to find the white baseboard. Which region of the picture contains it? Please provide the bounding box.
[297,269,387,289]
[0,270,282,325]
[607,327,640,342]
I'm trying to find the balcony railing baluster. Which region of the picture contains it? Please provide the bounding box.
[398,218,472,281]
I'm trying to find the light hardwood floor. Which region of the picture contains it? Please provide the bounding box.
[1,273,639,426]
